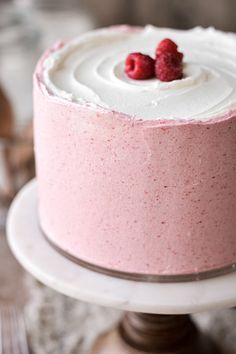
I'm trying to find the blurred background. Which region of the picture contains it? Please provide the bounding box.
[82,0,236,30]
[1,1,236,353]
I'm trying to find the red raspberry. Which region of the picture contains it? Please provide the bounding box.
[156,38,177,55]
[156,38,183,63]
[125,53,155,80]
[155,52,183,82]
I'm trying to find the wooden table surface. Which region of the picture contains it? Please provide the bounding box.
[0,228,27,306]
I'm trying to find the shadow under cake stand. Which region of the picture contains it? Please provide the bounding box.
[7,180,236,354]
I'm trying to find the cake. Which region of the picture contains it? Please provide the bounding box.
[34,25,236,280]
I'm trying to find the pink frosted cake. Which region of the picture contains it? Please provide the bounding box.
[34,25,236,280]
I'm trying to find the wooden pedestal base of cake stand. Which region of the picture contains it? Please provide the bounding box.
[7,180,236,354]
[91,312,219,354]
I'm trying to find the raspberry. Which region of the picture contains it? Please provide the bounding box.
[125,53,155,80]
[156,38,177,55]
[155,52,183,82]
[156,38,183,63]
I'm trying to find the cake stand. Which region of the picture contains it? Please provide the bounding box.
[7,180,236,354]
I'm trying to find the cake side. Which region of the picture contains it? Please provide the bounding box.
[34,26,236,277]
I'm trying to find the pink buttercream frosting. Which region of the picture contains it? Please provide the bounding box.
[34,26,236,277]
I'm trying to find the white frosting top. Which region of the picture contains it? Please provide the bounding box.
[43,25,236,121]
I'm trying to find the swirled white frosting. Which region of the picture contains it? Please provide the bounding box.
[43,25,236,121]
